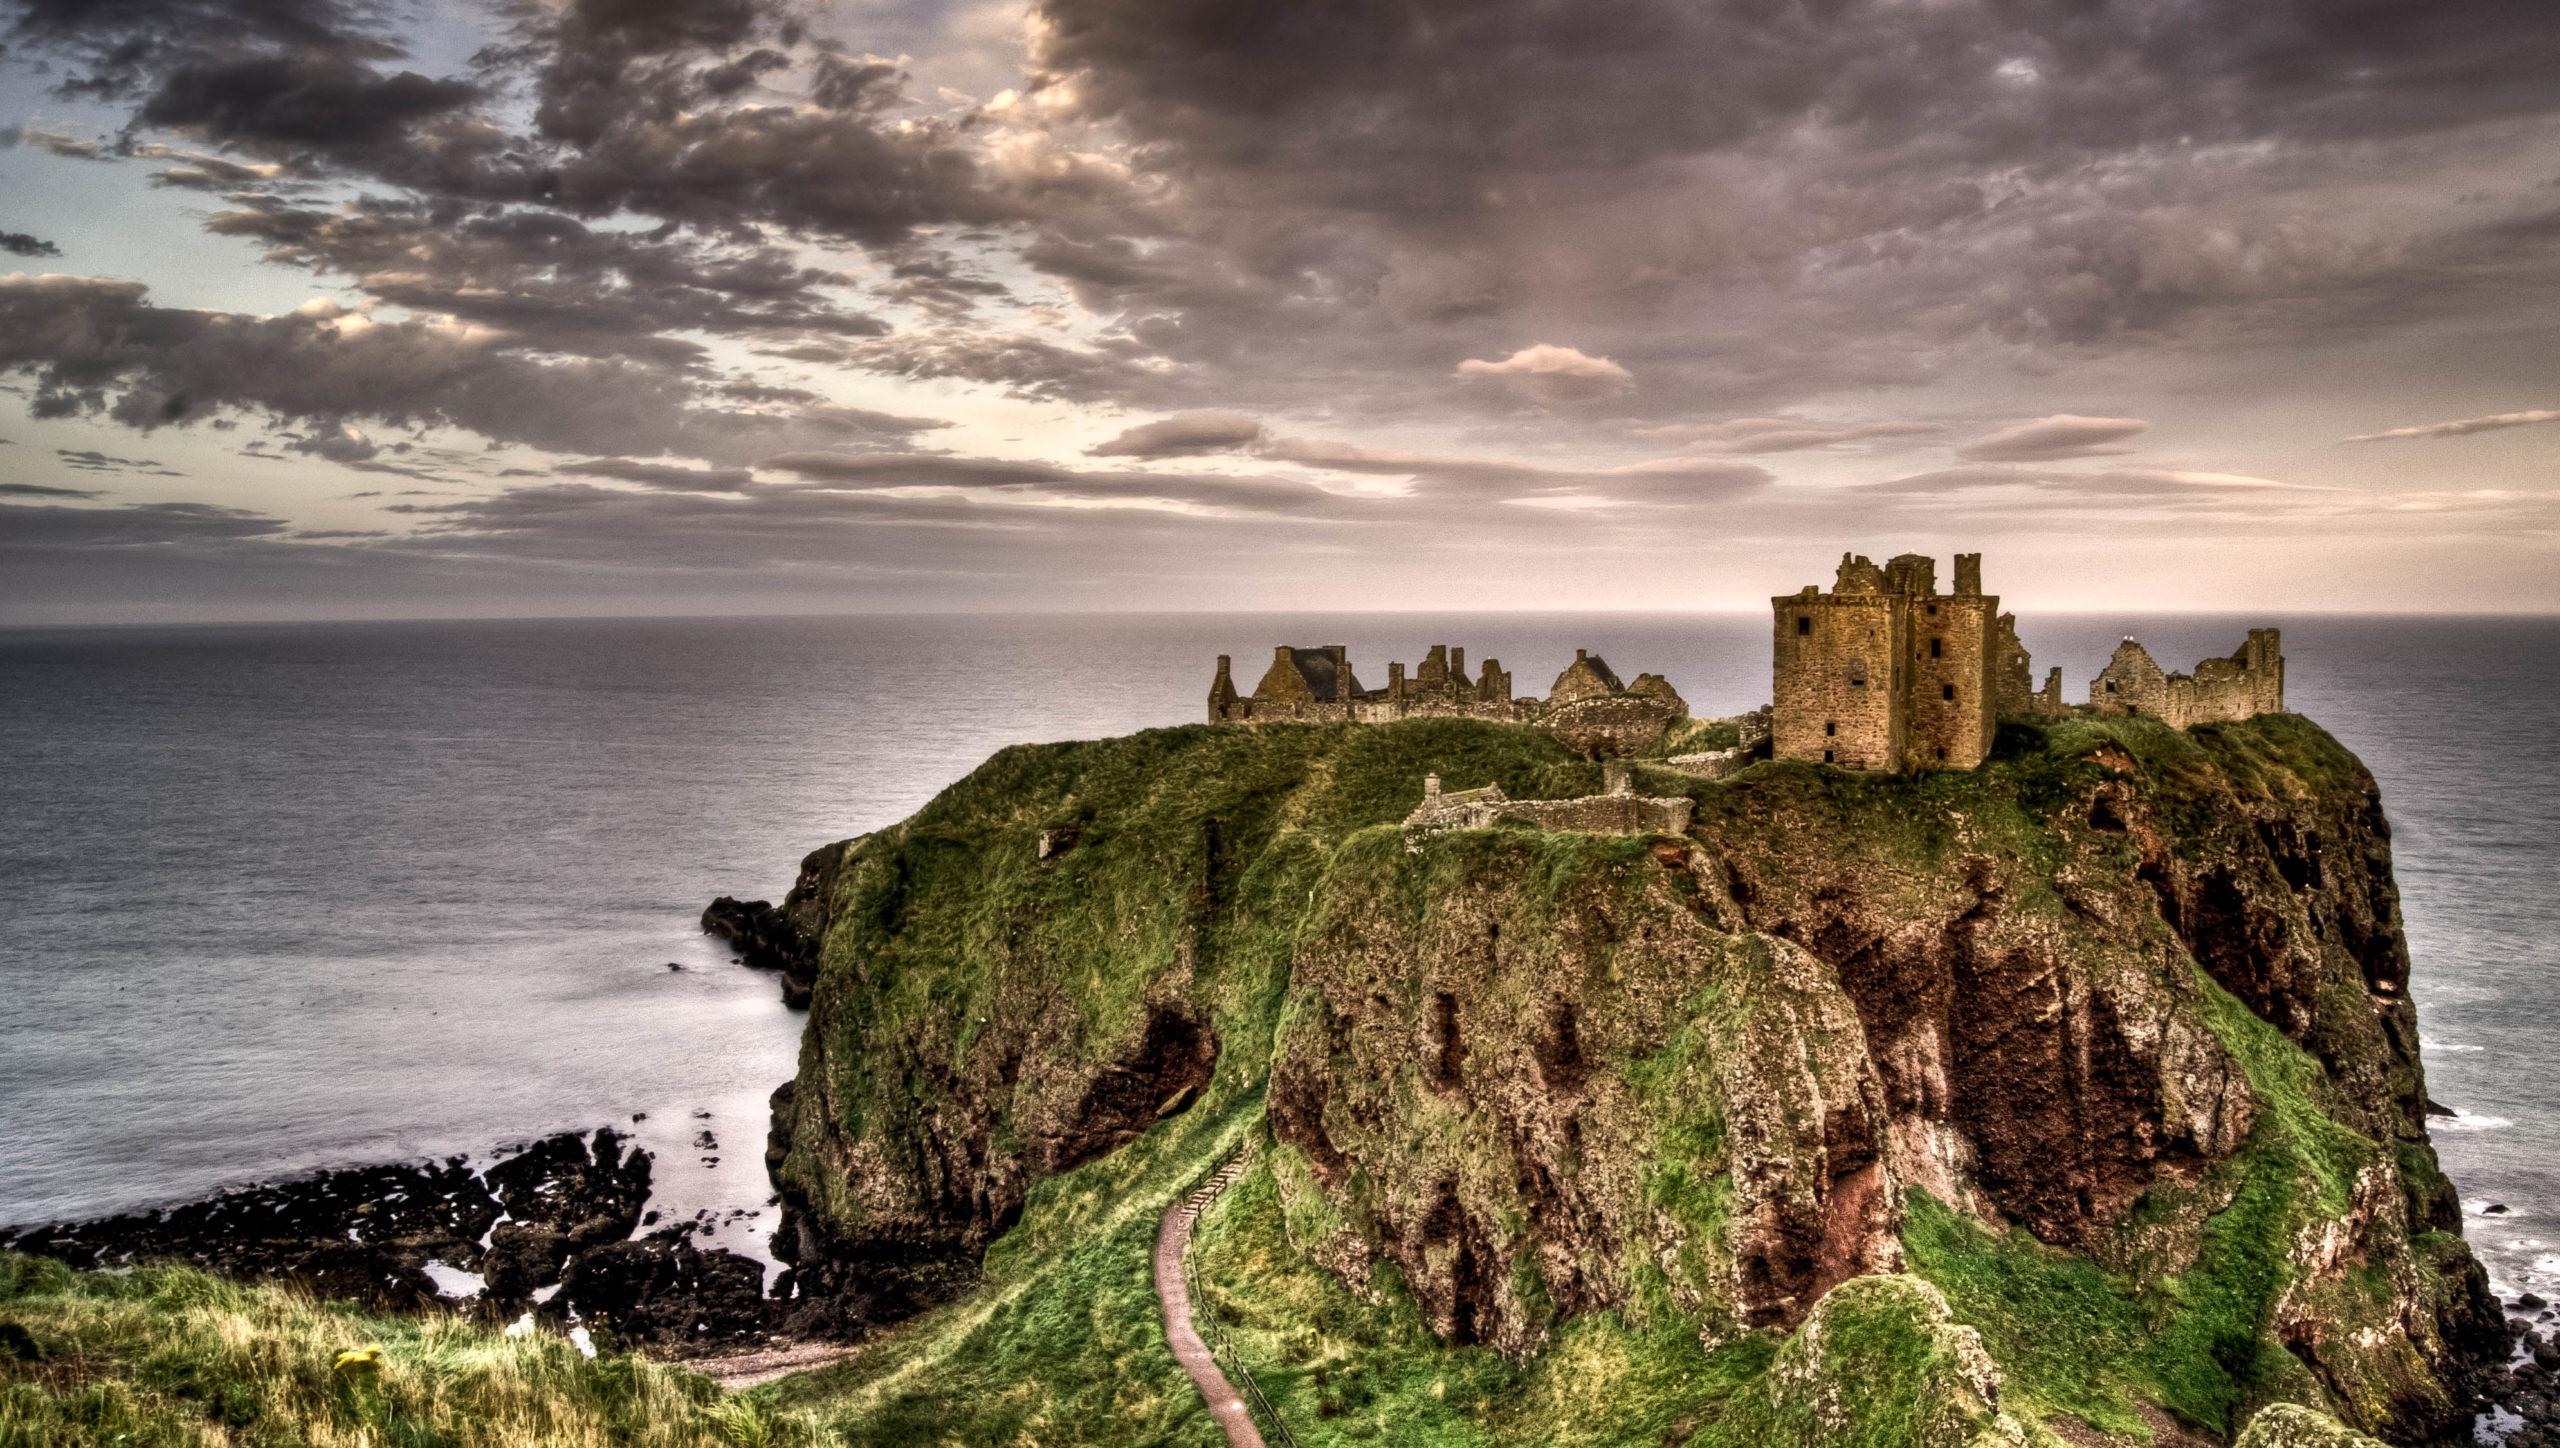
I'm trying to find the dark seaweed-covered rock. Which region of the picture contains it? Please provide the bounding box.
[702,839,852,1009]
[555,1233,773,1349]
[0,1129,649,1311]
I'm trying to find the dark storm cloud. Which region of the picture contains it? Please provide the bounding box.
[134,50,480,163]
[1032,0,2560,208]
[8,0,1047,246]
[1005,0,2560,418]
[0,274,942,463]
[0,231,61,257]
[204,197,887,359]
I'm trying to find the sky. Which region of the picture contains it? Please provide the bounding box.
[3,0,2560,622]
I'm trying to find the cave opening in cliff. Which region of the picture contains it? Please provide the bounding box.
[1432,991,1466,1090]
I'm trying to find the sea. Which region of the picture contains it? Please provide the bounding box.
[0,613,2554,1293]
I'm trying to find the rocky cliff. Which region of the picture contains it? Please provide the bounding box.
[767,714,2499,1445]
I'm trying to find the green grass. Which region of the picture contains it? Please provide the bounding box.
[0,1252,802,1448]
[1180,1150,1775,1448]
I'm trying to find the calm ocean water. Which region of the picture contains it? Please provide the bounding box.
[0,613,2553,1289]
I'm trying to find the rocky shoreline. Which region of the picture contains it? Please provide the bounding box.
[0,1115,965,1362]
[0,835,968,1370]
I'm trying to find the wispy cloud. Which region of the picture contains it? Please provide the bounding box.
[1955,416,2150,463]
[1634,417,1947,454]
[2343,409,2560,443]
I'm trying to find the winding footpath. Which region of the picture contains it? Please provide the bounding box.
[1154,1153,1267,1448]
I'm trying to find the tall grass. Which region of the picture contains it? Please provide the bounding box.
[0,1252,823,1448]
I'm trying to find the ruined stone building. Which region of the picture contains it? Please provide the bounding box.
[2089,630,2285,728]
[1209,644,1685,749]
[1403,760,1693,839]
[1207,557,2285,782]
[1770,551,2013,771]
[1211,643,1506,724]
[1996,613,2067,718]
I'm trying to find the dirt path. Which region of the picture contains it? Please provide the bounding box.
[674,1341,857,1392]
[1155,1196,1267,1448]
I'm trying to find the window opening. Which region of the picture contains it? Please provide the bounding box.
[1797,615,1811,635]
[1942,684,1956,701]
[1930,638,1942,659]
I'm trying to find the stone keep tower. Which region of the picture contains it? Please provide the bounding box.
[1771,551,2001,771]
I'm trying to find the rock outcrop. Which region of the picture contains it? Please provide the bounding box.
[767,714,2498,1444]
[703,838,853,1009]
[0,1129,649,1312]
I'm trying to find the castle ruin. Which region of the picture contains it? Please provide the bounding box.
[2088,630,2285,729]
[1209,643,1687,750]
[1770,551,2019,772]
[1201,552,2288,785]
[1403,760,1693,839]
[1767,550,2278,772]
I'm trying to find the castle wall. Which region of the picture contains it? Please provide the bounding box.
[1771,589,1906,771]
[2089,640,2171,719]
[1995,614,2039,716]
[1906,592,1998,768]
[2089,632,2282,729]
[1404,775,1693,836]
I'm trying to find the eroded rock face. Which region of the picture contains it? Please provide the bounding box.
[772,714,2493,1440]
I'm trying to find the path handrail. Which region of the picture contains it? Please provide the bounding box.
[1177,1138,1301,1448]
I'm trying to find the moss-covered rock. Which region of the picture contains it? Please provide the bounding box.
[772,713,2496,1446]
[2238,1402,2394,1448]
[1698,1275,2028,1448]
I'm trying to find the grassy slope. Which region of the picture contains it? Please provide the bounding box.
[771,712,2462,1447]
[0,1253,803,1448]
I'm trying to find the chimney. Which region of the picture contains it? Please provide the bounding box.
[1424,774,1441,799]
[1954,553,1983,596]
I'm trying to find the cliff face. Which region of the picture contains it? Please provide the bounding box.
[771,714,2496,1443]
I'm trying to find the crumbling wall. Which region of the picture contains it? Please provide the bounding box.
[2090,631,2284,728]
